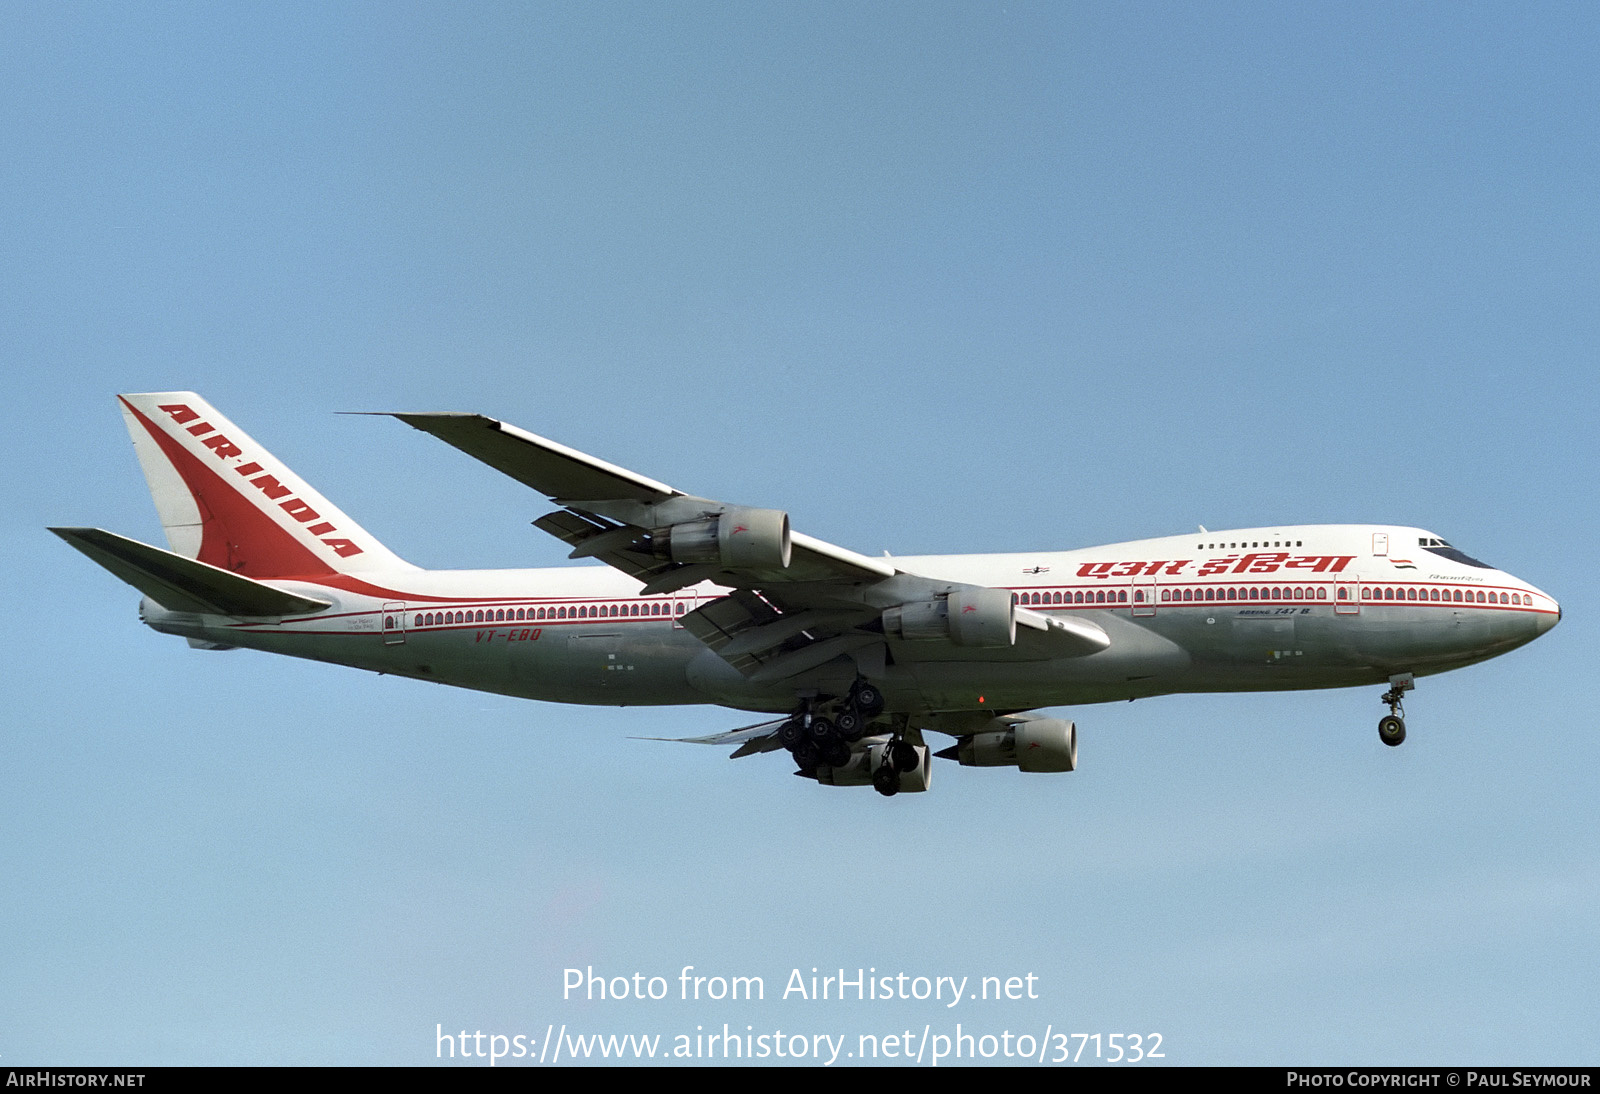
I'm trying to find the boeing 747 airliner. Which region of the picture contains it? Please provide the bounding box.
[53,393,1560,796]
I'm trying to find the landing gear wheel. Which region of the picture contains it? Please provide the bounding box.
[808,717,838,745]
[891,741,920,773]
[778,719,805,749]
[834,710,862,740]
[853,683,885,717]
[872,764,901,797]
[820,739,852,769]
[792,740,820,772]
[1378,715,1407,747]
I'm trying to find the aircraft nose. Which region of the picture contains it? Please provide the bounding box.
[1533,590,1561,636]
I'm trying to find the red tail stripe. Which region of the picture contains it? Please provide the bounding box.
[121,398,338,579]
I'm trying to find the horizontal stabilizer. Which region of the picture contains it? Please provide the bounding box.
[50,527,332,617]
[631,717,791,760]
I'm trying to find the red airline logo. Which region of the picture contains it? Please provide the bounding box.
[1076,553,1355,580]
[158,403,364,559]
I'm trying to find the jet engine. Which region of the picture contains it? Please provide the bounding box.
[656,506,791,569]
[944,717,1077,773]
[881,587,1016,647]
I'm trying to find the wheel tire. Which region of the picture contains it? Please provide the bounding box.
[1378,715,1407,747]
[778,719,805,748]
[808,717,838,744]
[872,765,901,797]
[891,741,920,773]
[820,739,851,769]
[834,710,862,739]
[792,740,820,770]
[854,684,885,717]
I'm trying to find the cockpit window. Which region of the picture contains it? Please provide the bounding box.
[1418,537,1493,569]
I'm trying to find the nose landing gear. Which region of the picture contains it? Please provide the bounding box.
[1378,673,1414,747]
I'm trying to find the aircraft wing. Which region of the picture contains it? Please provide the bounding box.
[390,412,896,594]
[392,411,1108,683]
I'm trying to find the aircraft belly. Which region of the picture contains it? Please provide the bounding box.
[1327,606,1540,672]
[519,626,702,705]
[684,649,804,712]
[1146,604,1544,691]
[905,615,1192,709]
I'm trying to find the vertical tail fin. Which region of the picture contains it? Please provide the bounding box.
[117,392,414,578]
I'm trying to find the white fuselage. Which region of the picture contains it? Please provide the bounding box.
[140,523,1559,718]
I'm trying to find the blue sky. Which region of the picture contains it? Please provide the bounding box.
[3,2,1596,1065]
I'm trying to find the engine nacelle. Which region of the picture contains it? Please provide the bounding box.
[881,587,1016,647]
[952,718,1077,773]
[811,743,931,792]
[658,506,791,569]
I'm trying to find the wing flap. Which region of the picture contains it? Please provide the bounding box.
[531,510,668,583]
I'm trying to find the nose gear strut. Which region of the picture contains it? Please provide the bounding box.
[1378,673,1414,747]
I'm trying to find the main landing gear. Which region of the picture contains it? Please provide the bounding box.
[779,680,891,783]
[870,726,922,798]
[1378,673,1414,747]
